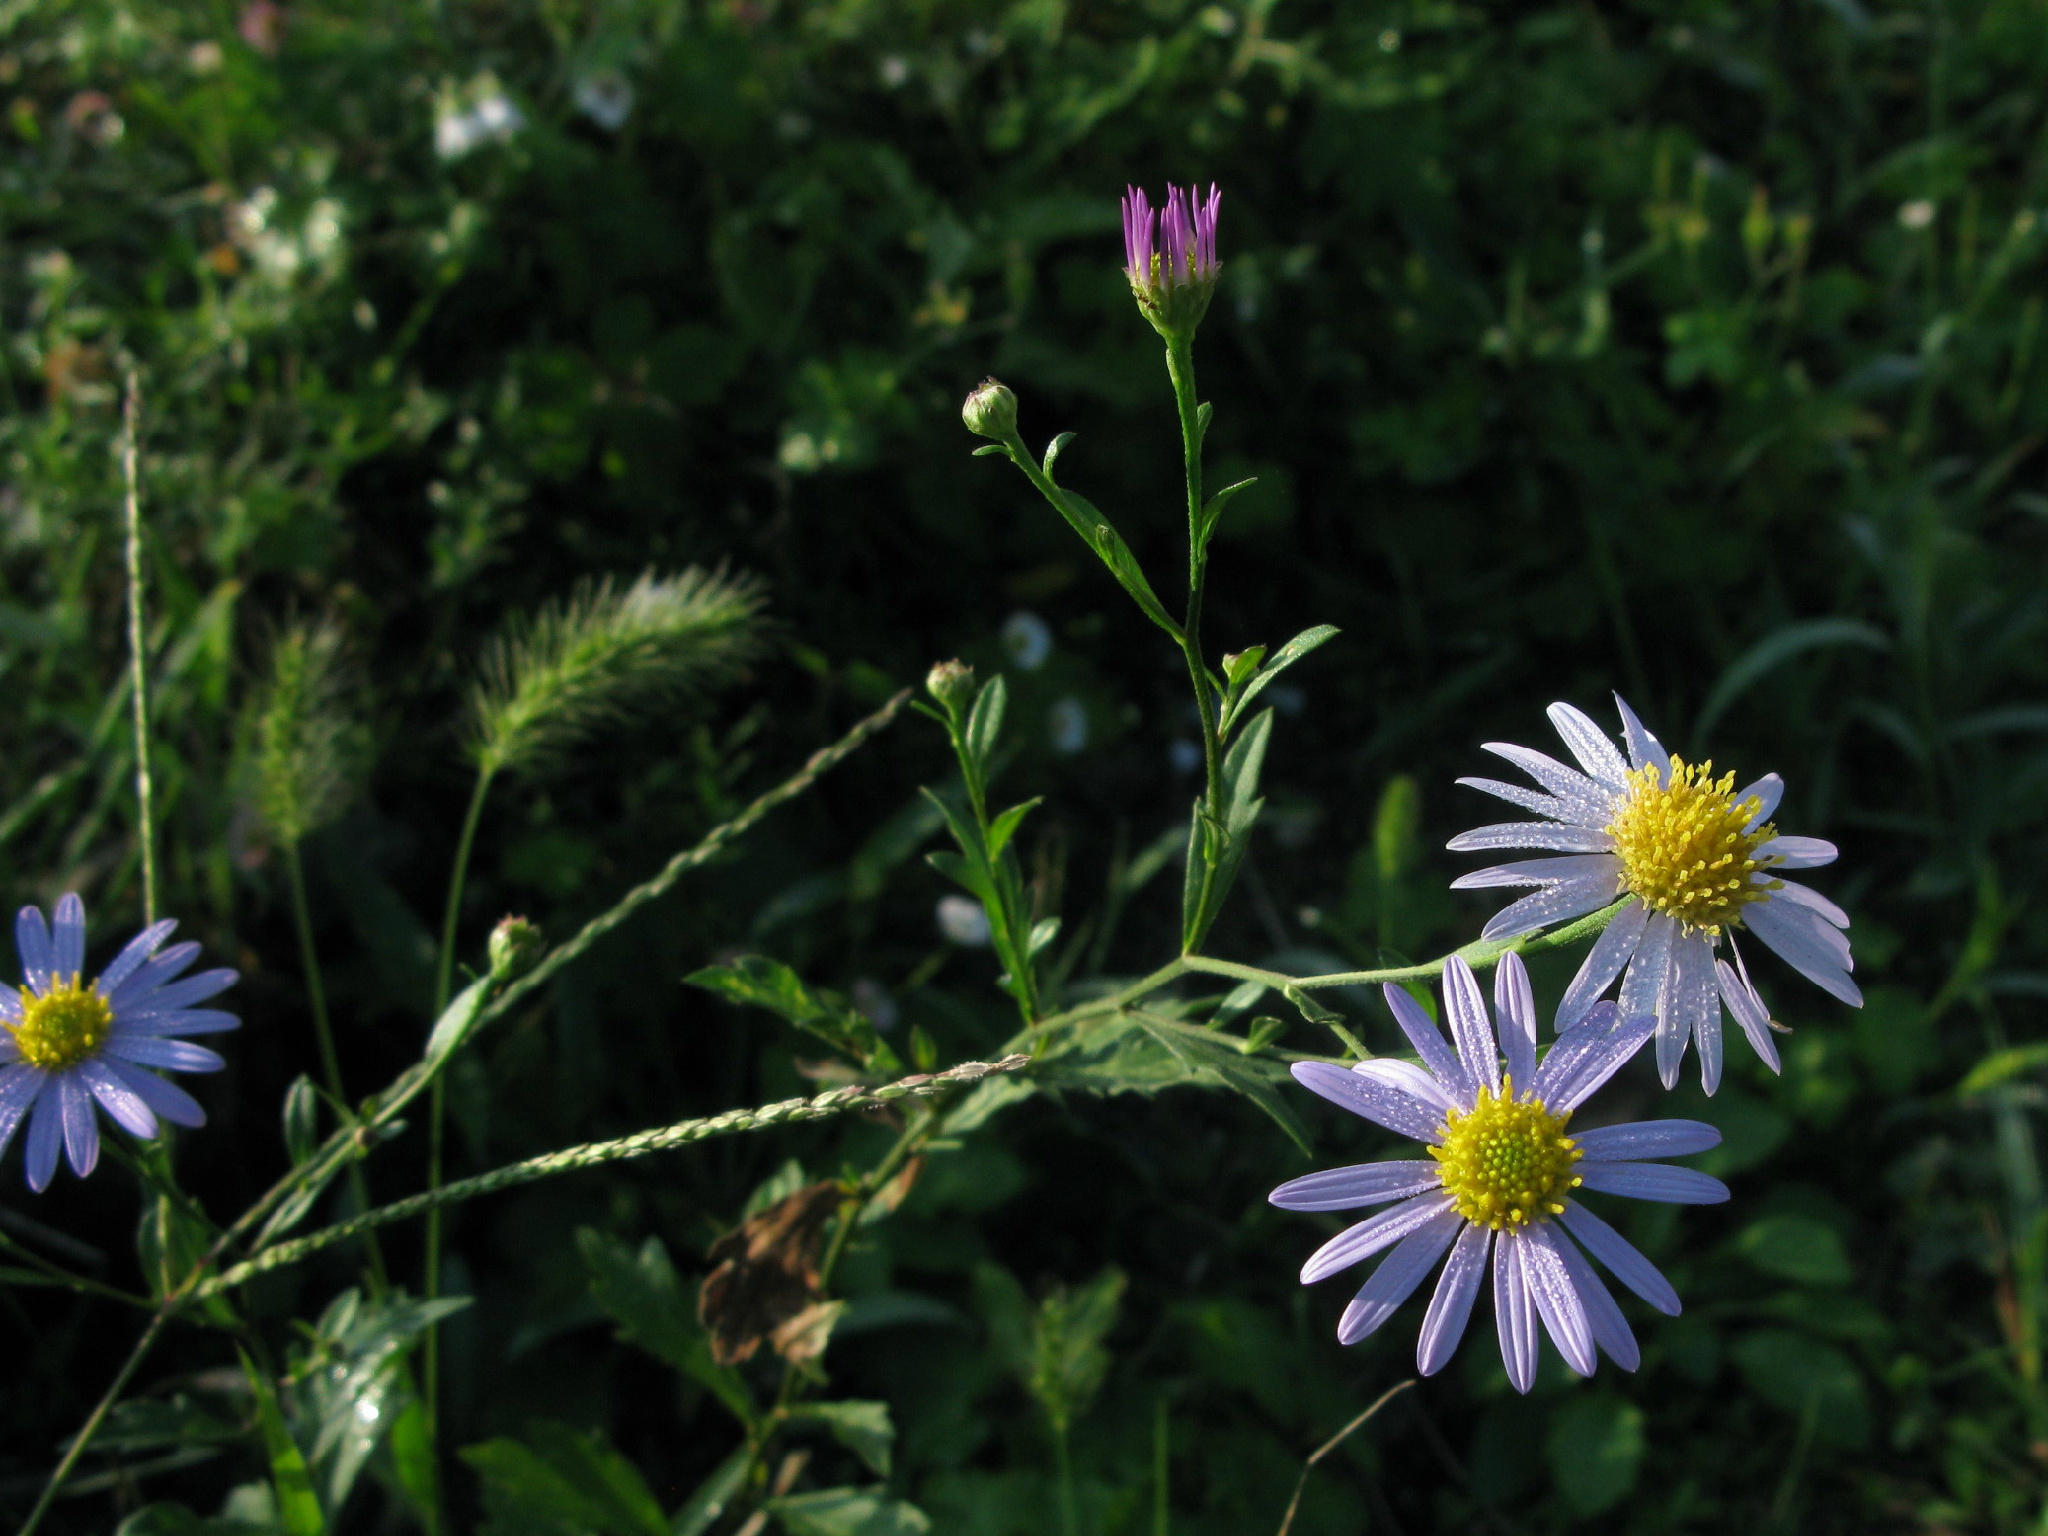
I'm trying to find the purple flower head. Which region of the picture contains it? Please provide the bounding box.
[1271,954,1727,1392]
[0,894,238,1191]
[1121,183,1221,337]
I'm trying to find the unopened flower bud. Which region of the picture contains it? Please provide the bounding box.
[926,658,977,714]
[488,915,543,980]
[961,378,1018,439]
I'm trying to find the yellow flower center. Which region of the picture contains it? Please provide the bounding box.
[1430,1080,1582,1230]
[1605,755,1780,936]
[7,976,114,1070]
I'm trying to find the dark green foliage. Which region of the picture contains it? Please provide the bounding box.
[2,1,2045,1534]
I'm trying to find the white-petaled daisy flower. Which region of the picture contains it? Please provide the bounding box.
[1448,695,1859,1092]
[1271,955,1727,1392]
[0,895,238,1192]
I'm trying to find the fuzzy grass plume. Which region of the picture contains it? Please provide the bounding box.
[245,617,364,850]
[469,567,767,779]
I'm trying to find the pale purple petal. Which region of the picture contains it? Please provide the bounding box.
[1769,879,1851,930]
[1553,1228,1639,1369]
[1744,901,1862,1005]
[1417,1223,1490,1375]
[1556,900,1649,1029]
[98,918,177,993]
[1446,823,1615,854]
[1382,984,1472,1101]
[1453,854,1618,891]
[1441,958,1500,1095]
[1455,776,1573,820]
[59,1074,100,1176]
[102,941,202,1010]
[1518,1224,1596,1377]
[1572,1120,1721,1160]
[1478,876,1622,943]
[1755,835,1837,870]
[98,1058,206,1129]
[120,969,239,1017]
[0,990,18,1023]
[1575,1162,1730,1205]
[25,1088,63,1191]
[15,906,55,991]
[1560,1202,1681,1315]
[76,1059,157,1138]
[1619,916,1676,1064]
[116,1009,241,1037]
[1353,1059,1460,1119]
[1668,931,1719,1091]
[1477,743,1615,824]
[1717,955,1780,1073]
[0,1067,47,1159]
[1529,1010,1655,1111]
[1337,1205,1464,1345]
[1302,1193,1457,1284]
[1270,1161,1442,1212]
[1611,695,1667,774]
[51,895,87,980]
[1495,952,1537,1088]
[1546,703,1631,789]
[1492,1231,1539,1394]
[104,1036,227,1074]
[1292,1061,1442,1143]
[1736,773,1784,829]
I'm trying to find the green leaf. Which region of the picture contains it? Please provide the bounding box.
[240,1349,325,1536]
[577,1229,754,1427]
[1041,431,1076,480]
[964,673,1007,771]
[116,1508,272,1536]
[684,956,893,1071]
[1076,507,1181,641]
[282,1076,319,1165]
[786,1401,896,1476]
[985,798,1041,863]
[1731,1214,1853,1285]
[1373,775,1422,883]
[1695,618,1890,737]
[669,1446,751,1536]
[462,1422,670,1536]
[1544,1393,1645,1516]
[1220,647,1267,700]
[424,974,496,1070]
[1197,475,1258,546]
[1133,1013,1311,1154]
[1195,400,1213,444]
[1731,1329,1870,1449]
[768,1488,931,1536]
[1026,916,1061,958]
[970,443,1006,457]
[1219,626,1339,738]
[1959,1042,2048,1095]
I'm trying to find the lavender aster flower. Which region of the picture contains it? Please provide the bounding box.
[1449,695,1859,1092]
[1122,183,1221,337]
[1272,956,1727,1391]
[0,895,238,1191]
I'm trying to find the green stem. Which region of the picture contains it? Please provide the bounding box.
[947,716,1039,1024]
[284,842,390,1293]
[119,369,157,926]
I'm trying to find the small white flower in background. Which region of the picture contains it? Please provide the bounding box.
[1000,611,1052,671]
[1048,697,1089,755]
[1168,738,1203,775]
[877,55,910,88]
[436,76,525,162]
[1449,695,1859,1093]
[935,895,991,947]
[1272,955,1727,1391]
[573,69,635,131]
[851,978,899,1032]
[1898,199,1936,230]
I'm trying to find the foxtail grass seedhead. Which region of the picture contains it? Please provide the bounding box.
[244,617,364,849]
[470,566,767,778]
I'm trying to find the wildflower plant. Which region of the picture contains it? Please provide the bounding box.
[12,176,1879,1536]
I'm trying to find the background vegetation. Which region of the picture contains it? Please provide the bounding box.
[2,0,2045,1531]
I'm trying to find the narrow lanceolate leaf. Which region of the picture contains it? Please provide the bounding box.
[1219,625,1339,738]
[471,567,767,778]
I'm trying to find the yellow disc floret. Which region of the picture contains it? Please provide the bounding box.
[1606,755,1780,936]
[1430,1080,1582,1230]
[7,977,114,1070]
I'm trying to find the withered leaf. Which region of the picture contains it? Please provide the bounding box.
[698,1181,843,1367]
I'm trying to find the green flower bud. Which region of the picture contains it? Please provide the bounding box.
[488,915,544,980]
[961,378,1018,439]
[926,658,977,715]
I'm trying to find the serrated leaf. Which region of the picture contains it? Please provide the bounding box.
[786,1401,896,1476]
[1132,1013,1312,1154]
[1220,626,1338,738]
[576,1229,754,1427]
[684,956,892,1071]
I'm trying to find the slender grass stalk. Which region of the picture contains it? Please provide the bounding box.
[17,1310,172,1536]
[119,368,157,925]
[1273,1381,1415,1536]
[1054,1422,1079,1536]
